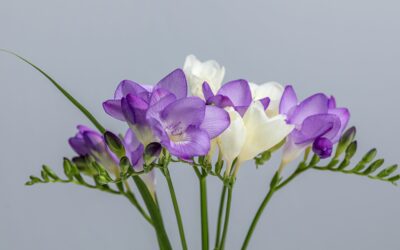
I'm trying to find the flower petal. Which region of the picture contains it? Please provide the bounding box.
[217,108,246,164]
[279,85,298,115]
[160,97,206,129]
[200,105,230,138]
[121,94,149,125]
[103,100,125,121]
[251,82,284,117]
[164,126,210,158]
[202,82,215,100]
[114,80,150,99]
[69,137,90,155]
[328,107,350,143]
[217,79,252,108]
[155,69,188,99]
[292,114,341,144]
[239,102,294,161]
[289,93,329,125]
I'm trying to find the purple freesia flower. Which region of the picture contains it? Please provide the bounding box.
[103,69,230,159]
[279,85,350,163]
[202,79,253,116]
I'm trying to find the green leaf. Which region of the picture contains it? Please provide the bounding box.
[0,49,105,133]
[133,176,172,250]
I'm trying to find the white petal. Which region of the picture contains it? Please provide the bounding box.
[183,54,225,98]
[217,108,246,165]
[250,82,284,117]
[238,102,294,162]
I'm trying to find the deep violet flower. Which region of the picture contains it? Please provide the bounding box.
[279,85,350,165]
[103,69,230,159]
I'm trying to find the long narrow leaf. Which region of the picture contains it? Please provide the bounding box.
[0,49,105,133]
[133,176,172,250]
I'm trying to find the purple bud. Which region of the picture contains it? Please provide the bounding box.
[312,137,333,159]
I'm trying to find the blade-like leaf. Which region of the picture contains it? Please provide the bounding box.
[1,49,105,133]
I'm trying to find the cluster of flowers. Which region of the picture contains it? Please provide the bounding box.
[69,55,350,190]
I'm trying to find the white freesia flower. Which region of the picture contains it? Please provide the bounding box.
[183,54,225,99]
[218,102,294,176]
[249,82,284,117]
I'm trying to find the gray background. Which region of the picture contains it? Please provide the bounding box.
[0,0,399,249]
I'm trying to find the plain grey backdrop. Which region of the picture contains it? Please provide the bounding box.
[1,0,399,249]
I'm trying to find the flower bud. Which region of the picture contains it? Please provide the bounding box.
[104,131,125,158]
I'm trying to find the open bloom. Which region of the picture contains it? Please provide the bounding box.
[201,79,293,174]
[183,54,225,99]
[218,102,294,175]
[103,69,230,159]
[103,69,188,146]
[280,85,350,165]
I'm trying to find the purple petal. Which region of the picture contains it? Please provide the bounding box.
[292,114,341,144]
[328,96,336,109]
[202,82,214,100]
[103,100,125,121]
[160,97,206,129]
[279,85,298,115]
[114,80,150,99]
[200,106,230,138]
[260,97,271,110]
[155,69,188,99]
[121,94,149,125]
[163,126,210,158]
[82,131,107,153]
[217,79,252,108]
[207,95,234,108]
[146,88,177,120]
[289,93,329,125]
[328,107,350,143]
[69,137,90,155]
[234,106,249,117]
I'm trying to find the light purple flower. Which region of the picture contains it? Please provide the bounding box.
[103,69,230,159]
[279,85,350,163]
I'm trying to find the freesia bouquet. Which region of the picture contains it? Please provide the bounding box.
[4,50,398,250]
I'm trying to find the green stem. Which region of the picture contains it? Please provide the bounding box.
[241,187,275,250]
[214,186,227,249]
[164,168,188,250]
[199,172,209,250]
[241,165,310,250]
[219,186,233,250]
[124,190,153,225]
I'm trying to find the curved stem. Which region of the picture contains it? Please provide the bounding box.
[164,168,188,250]
[124,190,153,225]
[241,187,275,250]
[199,170,209,250]
[219,186,233,250]
[241,164,310,250]
[214,186,227,249]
